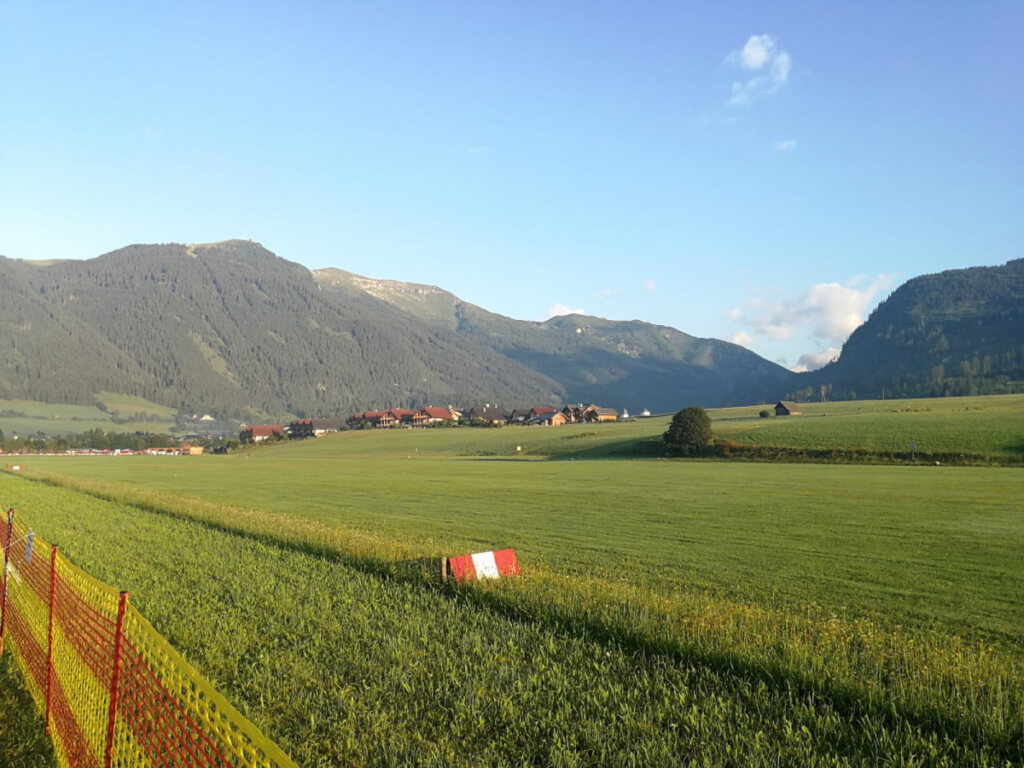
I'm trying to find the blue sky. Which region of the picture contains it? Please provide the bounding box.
[2,1,1021,370]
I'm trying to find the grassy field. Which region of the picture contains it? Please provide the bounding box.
[93,391,177,421]
[1,394,1022,765]
[0,395,177,437]
[713,394,1024,460]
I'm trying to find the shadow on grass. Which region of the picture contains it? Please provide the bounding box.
[12,470,1024,765]
[450,582,1023,765]
[539,436,666,460]
[0,655,56,768]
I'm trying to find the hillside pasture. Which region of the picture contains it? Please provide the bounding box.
[0,395,177,438]
[94,391,178,422]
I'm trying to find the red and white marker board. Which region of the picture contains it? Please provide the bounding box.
[447,549,520,582]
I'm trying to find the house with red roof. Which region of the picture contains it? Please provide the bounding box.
[412,406,454,427]
[380,408,415,428]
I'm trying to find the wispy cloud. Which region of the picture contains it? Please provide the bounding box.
[596,288,621,299]
[732,331,753,347]
[726,35,791,107]
[731,274,899,369]
[793,348,841,373]
[546,303,585,319]
[644,279,657,293]
[773,139,798,152]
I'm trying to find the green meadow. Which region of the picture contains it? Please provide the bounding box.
[714,394,1024,460]
[0,394,177,437]
[1,394,1022,765]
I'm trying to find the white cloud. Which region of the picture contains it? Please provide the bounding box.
[773,139,798,152]
[793,347,841,373]
[726,35,791,106]
[735,35,776,70]
[546,303,585,319]
[731,273,898,365]
[596,288,621,298]
[644,279,657,293]
[732,331,753,347]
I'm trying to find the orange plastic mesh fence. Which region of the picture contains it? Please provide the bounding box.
[1,511,298,768]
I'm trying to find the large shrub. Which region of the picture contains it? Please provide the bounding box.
[663,406,712,456]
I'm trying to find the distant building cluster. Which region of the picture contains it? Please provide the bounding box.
[239,403,619,443]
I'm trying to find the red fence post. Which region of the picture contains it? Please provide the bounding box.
[104,591,129,768]
[0,509,13,655]
[45,544,58,735]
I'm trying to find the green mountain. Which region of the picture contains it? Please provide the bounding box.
[0,257,153,405]
[10,241,1016,422]
[5,241,562,419]
[313,268,792,411]
[0,241,789,419]
[788,258,1024,401]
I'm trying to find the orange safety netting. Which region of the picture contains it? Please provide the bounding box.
[1,511,298,768]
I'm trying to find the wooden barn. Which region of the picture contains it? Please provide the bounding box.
[774,401,803,416]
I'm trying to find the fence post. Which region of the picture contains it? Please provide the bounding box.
[45,544,58,735]
[104,591,129,768]
[0,509,13,655]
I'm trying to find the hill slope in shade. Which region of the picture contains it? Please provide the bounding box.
[314,268,792,411]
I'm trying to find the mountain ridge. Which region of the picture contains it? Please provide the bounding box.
[3,240,789,418]
[2,241,1020,423]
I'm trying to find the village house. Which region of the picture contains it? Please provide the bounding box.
[378,408,415,428]
[583,405,619,423]
[361,411,387,427]
[509,406,558,423]
[412,406,454,427]
[531,410,567,426]
[288,417,347,438]
[463,405,511,424]
[239,425,284,443]
[562,405,586,423]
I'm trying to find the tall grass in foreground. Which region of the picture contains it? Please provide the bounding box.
[4,469,1022,765]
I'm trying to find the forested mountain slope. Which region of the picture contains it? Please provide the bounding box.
[8,241,562,418]
[6,241,1015,420]
[789,259,1024,401]
[0,257,154,404]
[315,269,792,411]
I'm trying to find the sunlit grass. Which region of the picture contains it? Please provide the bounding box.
[3,472,1023,765]
[3,393,1023,765]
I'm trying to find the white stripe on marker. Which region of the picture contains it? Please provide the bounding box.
[470,551,500,579]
